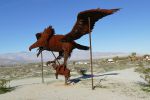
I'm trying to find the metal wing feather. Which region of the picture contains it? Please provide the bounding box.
[61,8,120,42]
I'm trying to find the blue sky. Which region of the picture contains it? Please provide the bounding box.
[0,0,150,54]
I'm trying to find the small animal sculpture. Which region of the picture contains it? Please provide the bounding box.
[29,8,120,68]
[51,63,70,85]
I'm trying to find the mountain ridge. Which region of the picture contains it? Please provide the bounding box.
[0,51,129,65]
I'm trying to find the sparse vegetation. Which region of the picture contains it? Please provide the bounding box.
[0,79,14,94]
[0,55,150,98]
[76,68,87,75]
[135,61,150,92]
[0,55,148,84]
[0,63,54,80]
[0,56,138,80]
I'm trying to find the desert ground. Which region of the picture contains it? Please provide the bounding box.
[0,67,150,100]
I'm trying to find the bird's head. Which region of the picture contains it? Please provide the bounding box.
[29,26,55,51]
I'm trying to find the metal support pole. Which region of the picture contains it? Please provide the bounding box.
[41,51,44,83]
[88,17,94,90]
[51,51,61,66]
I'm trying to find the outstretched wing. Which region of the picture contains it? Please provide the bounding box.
[61,8,120,42]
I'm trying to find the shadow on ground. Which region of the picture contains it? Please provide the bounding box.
[69,72,119,84]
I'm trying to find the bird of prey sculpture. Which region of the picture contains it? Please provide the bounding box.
[29,8,119,67]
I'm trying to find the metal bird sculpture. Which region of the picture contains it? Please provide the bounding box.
[29,8,119,67]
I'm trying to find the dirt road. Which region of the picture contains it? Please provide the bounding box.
[0,68,149,100]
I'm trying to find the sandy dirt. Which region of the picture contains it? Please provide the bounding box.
[0,68,150,100]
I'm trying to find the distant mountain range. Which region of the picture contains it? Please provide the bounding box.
[0,50,129,65]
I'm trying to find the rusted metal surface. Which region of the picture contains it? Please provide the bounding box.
[51,63,70,85]
[29,8,119,67]
[88,17,94,90]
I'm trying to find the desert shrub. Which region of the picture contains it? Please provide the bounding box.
[136,62,150,83]
[136,62,150,92]
[142,68,150,84]
[141,69,150,92]
[0,79,9,88]
[135,61,144,73]
[0,79,14,94]
[76,68,87,76]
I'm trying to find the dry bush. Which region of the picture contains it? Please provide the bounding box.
[135,61,150,92]
[75,68,87,76]
[0,79,13,94]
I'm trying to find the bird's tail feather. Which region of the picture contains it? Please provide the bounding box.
[74,42,89,50]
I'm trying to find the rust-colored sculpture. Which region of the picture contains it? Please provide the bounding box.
[51,63,70,84]
[29,8,119,67]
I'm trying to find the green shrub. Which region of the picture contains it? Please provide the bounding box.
[143,68,150,84]
[77,68,87,76]
[0,79,9,88]
[136,62,150,92]
[0,79,13,94]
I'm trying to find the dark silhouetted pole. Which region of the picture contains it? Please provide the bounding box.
[88,17,94,90]
[51,51,61,66]
[41,51,44,83]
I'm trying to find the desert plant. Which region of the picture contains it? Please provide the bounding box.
[136,62,150,92]
[135,61,144,72]
[77,68,87,76]
[113,56,119,62]
[143,68,150,84]
[0,79,9,88]
[141,68,150,92]
[0,79,14,94]
[131,52,137,56]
